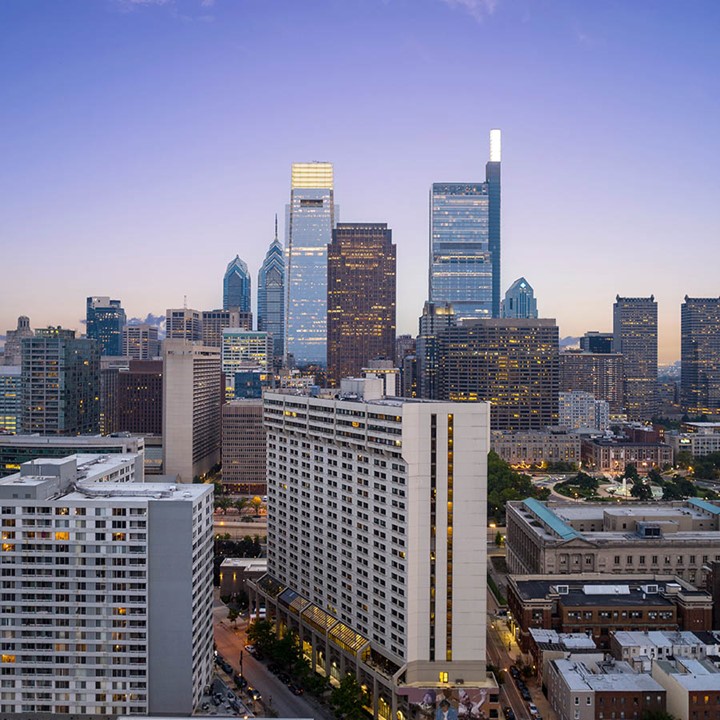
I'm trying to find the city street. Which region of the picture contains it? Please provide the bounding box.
[213,594,334,720]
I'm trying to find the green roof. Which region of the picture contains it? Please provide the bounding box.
[523,498,580,540]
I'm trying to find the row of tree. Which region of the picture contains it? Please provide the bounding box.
[487,451,549,523]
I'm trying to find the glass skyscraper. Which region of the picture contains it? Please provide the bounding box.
[223,255,251,312]
[501,277,538,319]
[681,296,720,416]
[285,162,335,367]
[86,297,126,357]
[257,217,285,360]
[429,129,501,320]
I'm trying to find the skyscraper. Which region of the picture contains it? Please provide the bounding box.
[122,323,160,359]
[221,330,273,398]
[222,398,266,495]
[613,295,658,421]
[501,277,538,318]
[223,255,251,312]
[20,327,100,435]
[201,309,252,348]
[166,307,202,341]
[257,216,285,359]
[285,162,335,367]
[416,301,456,399]
[103,359,163,435]
[429,129,501,320]
[559,350,624,412]
[86,296,126,356]
[438,318,559,430]
[2,316,33,366]
[681,296,720,416]
[255,383,497,715]
[327,223,396,386]
[580,331,614,353]
[0,366,21,434]
[163,340,222,482]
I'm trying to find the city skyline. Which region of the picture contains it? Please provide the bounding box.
[2,1,719,363]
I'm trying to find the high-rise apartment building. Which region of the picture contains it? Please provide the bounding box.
[2,316,33,366]
[559,350,625,412]
[580,331,614,354]
[86,296,126,357]
[437,319,559,430]
[20,327,100,435]
[558,390,610,431]
[223,255,251,312]
[0,453,214,717]
[327,223,396,386]
[429,129,501,320]
[221,399,266,495]
[257,218,285,360]
[285,162,335,367]
[103,360,163,435]
[681,296,720,416]
[501,277,538,319]
[166,308,202,342]
[0,366,21,434]
[416,301,456,399]
[613,295,658,420]
[253,383,496,717]
[201,309,252,349]
[163,341,222,482]
[122,323,160,360]
[221,330,273,399]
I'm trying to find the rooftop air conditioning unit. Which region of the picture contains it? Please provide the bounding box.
[557,585,569,595]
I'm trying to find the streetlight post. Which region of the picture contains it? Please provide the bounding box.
[239,650,243,675]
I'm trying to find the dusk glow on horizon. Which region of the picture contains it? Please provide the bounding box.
[2,0,719,363]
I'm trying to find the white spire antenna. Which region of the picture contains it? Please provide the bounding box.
[490,128,502,162]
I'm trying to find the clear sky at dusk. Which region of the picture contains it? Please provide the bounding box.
[1,0,719,363]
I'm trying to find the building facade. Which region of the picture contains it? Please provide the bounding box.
[20,327,100,435]
[438,318,559,431]
[681,297,720,416]
[201,309,253,349]
[223,255,251,312]
[668,423,720,458]
[416,301,456,400]
[122,324,160,360]
[501,277,538,319]
[0,366,21,434]
[86,297,126,357]
[250,386,496,720]
[221,330,273,399]
[560,351,625,412]
[103,360,163,436]
[221,399,266,495]
[613,296,658,421]
[505,498,720,588]
[490,430,581,468]
[0,454,214,718]
[2,316,33,366]
[163,341,222,483]
[559,391,610,432]
[327,223,396,387]
[285,162,335,367]
[580,332,614,354]
[258,218,286,360]
[581,437,673,473]
[165,308,202,342]
[429,129,501,320]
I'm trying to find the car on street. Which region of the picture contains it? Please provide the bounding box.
[234,673,248,689]
[509,666,520,680]
[503,707,515,720]
[520,688,531,702]
[528,703,539,716]
[278,672,291,685]
[248,687,262,702]
[288,682,304,696]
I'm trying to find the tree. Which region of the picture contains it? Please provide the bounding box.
[250,496,263,517]
[624,463,640,482]
[247,619,276,655]
[494,531,504,547]
[274,632,302,673]
[676,450,693,469]
[630,479,652,501]
[227,607,240,627]
[647,467,663,484]
[330,674,369,720]
[234,498,249,515]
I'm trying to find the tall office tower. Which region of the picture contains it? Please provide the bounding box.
[0,454,214,717]
[395,334,416,367]
[285,161,335,367]
[163,340,222,482]
[123,323,160,359]
[2,316,33,366]
[438,319,559,431]
[256,383,496,717]
[86,296,126,356]
[327,223,396,386]
[681,296,720,415]
[103,360,163,435]
[166,307,202,341]
[20,327,100,435]
[0,366,21,433]
[257,218,286,359]
[613,295,658,420]
[429,129,501,320]
[221,330,273,399]
[416,301,457,399]
[580,331,614,354]
[500,277,538,319]
[559,350,625,412]
[221,399,266,495]
[558,390,610,432]
[223,255,252,312]
[201,309,253,348]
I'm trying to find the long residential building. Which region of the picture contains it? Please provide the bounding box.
[249,382,498,720]
[0,454,214,718]
[506,498,720,588]
[490,429,581,467]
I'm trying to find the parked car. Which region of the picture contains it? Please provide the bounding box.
[520,688,531,702]
[234,673,248,689]
[248,687,262,702]
[504,707,515,720]
[288,682,304,696]
[278,672,291,685]
[528,703,539,716]
[509,666,521,680]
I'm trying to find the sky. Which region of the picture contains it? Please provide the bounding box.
[1,0,719,363]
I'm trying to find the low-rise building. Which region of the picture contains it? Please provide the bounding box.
[528,629,600,687]
[652,657,720,720]
[611,630,719,673]
[491,429,581,467]
[219,557,268,599]
[668,423,720,458]
[581,436,673,473]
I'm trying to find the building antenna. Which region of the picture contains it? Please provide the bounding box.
[274,214,278,241]
[183,295,187,309]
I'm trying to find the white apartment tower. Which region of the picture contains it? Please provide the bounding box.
[252,382,495,719]
[163,340,222,483]
[0,454,214,718]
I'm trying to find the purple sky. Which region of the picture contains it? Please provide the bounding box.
[2,0,719,362]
